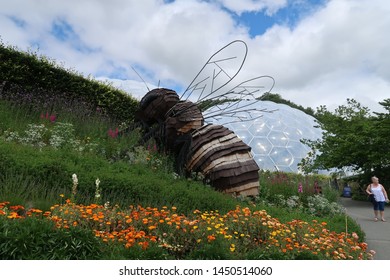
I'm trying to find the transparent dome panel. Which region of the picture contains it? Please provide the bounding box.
[234,130,253,144]
[264,118,285,131]
[283,126,303,140]
[204,100,324,173]
[286,140,310,158]
[230,121,252,131]
[269,147,294,166]
[253,155,277,171]
[248,122,270,137]
[250,137,273,155]
[267,130,289,147]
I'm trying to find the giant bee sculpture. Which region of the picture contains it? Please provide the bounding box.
[135,40,274,197]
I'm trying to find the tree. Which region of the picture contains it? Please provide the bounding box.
[300,99,390,187]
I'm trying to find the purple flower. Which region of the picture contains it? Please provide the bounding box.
[298,182,303,193]
[40,112,56,123]
[108,128,119,138]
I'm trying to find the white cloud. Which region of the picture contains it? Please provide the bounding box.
[0,0,389,112]
[242,0,390,112]
[96,77,157,100]
[214,0,288,15]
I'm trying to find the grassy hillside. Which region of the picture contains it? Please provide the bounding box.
[0,45,371,260]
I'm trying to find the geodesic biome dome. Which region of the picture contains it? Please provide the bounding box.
[204,100,323,173]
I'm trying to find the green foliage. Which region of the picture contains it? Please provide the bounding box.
[259,170,330,202]
[107,243,173,260]
[0,140,237,214]
[0,45,370,259]
[300,98,390,188]
[306,195,345,217]
[0,43,139,123]
[260,92,316,116]
[185,238,231,260]
[0,216,104,260]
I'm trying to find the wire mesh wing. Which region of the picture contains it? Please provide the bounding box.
[202,75,276,125]
[179,40,248,102]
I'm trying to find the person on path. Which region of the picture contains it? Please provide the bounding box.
[366,176,389,222]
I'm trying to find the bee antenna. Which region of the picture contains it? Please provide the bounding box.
[131,66,150,92]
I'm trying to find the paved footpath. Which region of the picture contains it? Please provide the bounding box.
[340,197,390,260]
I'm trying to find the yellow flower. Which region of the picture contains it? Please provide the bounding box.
[59,194,65,198]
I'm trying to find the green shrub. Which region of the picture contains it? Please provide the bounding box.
[0,216,104,260]
[306,195,345,217]
[106,243,173,260]
[185,238,232,260]
[0,43,139,123]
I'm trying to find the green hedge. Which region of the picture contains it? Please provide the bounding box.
[0,43,139,123]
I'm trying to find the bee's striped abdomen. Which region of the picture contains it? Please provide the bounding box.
[187,124,259,196]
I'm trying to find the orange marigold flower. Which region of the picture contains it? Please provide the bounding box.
[207,235,216,242]
[7,212,21,219]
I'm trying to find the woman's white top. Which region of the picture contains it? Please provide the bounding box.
[371,184,386,202]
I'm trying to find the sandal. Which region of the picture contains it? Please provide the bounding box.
[382,219,386,222]
[374,218,378,222]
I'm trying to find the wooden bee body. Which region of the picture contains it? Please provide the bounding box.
[136,88,259,197]
[133,40,275,197]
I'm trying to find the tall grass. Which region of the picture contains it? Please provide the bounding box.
[0,170,65,210]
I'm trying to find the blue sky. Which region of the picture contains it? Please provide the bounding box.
[237,0,328,37]
[0,0,389,112]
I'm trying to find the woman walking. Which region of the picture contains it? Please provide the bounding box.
[366,176,389,222]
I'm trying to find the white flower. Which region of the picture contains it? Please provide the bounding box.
[72,174,78,184]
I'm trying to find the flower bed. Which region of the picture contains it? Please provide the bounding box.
[0,201,374,260]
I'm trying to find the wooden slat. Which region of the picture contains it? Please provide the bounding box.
[222,181,259,196]
[202,152,253,174]
[187,135,242,170]
[190,142,251,171]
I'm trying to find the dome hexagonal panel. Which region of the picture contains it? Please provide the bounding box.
[269,147,294,167]
[234,130,254,143]
[267,130,289,147]
[205,100,322,173]
[250,137,273,155]
[248,122,270,137]
[287,140,310,158]
[253,155,277,170]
